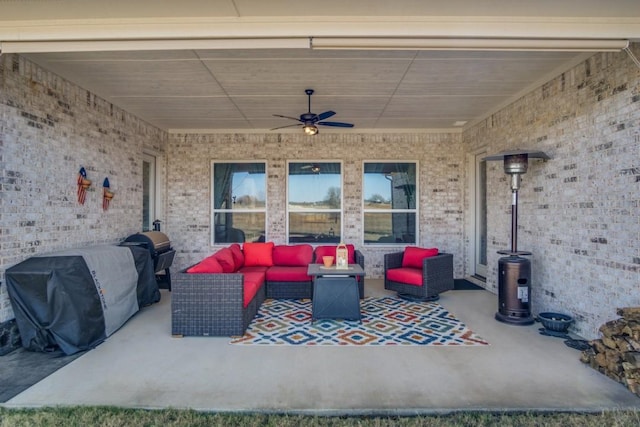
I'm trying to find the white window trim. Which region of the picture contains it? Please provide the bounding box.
[361,160,419,246]
[142,151,166,231]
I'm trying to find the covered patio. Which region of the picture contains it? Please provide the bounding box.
[4,280,639,414]
[1,0,639,414]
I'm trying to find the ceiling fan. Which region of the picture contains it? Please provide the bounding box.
[300,163,321,173]
[270,89,354,135]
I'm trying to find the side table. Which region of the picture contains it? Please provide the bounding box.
[307,264,365,324]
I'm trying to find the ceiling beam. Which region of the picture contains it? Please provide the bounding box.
[1,16,639,50]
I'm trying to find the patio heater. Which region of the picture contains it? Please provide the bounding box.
[484,149,550,325]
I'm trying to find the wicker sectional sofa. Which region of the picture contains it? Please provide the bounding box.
[171,242,364,337]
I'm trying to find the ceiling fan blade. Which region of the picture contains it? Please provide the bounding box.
[273,114,302,122]
[317,110,336,121]
[317,121,354,128]
[270,123,303,131]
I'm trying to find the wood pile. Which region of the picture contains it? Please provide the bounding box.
[580,307,640,397]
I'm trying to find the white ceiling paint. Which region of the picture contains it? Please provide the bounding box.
[2,0,639,132]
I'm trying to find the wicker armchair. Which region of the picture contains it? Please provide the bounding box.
[384,251,454,301]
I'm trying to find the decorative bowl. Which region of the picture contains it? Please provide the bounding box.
[322,256,334,268]
[537,312,573,333]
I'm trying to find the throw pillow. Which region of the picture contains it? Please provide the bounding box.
[228,243,244,270]
[213,248,236,273]
[243,242,275,267]
[186,255,223,274]
[402,246,439,269]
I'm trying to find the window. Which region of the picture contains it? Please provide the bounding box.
[363,162,417,244]
[212,162,266,244]
[142,153,156,231]
[287,162,342,244]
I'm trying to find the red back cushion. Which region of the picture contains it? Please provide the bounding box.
[213,248,236,273]
[243,242,274,267]
[314,244,355,264]
[402,246,439,269]
[272,244,313,266]
[186,255,223,274]
[229,243,244,270]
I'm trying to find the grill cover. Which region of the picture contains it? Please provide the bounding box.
[5,245,160,355]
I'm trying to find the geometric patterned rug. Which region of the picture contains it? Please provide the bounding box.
[230,296,489,346]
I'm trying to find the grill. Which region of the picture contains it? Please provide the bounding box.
[123,231,176,290]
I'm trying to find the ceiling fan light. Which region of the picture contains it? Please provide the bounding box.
[303,124,318,135]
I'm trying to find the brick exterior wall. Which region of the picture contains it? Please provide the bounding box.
[0,54,167,322]
[464,45,640,338]
[166,132,465,279]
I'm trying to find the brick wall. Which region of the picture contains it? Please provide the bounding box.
[0,54,167,322]
[464,45,640,338]
[166,132,465,278]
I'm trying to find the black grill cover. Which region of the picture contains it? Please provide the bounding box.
[5,245,160,355]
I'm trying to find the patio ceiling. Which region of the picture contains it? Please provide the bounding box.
[2,0,640,133]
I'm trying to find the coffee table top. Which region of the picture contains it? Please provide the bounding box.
[307,263,365,277]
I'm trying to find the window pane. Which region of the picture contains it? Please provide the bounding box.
[289,212,341,244]
[213,163,266,210]
[364,212,416,244]
[288,162,341,209]
[364,163,416,210]
[214,212,265,243]
[212,162,266,245]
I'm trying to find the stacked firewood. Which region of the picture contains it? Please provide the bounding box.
[580,307,640,397]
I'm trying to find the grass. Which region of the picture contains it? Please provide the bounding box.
[1,408,640,427]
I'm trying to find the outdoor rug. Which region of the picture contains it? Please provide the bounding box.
[231,296,489,346]
[0,347,86,402]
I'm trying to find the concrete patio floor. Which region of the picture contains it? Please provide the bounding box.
[3,279,639,415]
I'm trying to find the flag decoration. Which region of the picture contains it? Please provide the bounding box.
[77,167,91,205]
[102,177,114,211]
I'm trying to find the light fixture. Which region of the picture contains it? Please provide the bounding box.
[303,123,319,136]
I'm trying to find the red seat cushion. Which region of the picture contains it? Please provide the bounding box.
[238,265,269,274]
[243,242,274,267]
[213,248,236,273]
[229,243,244,270]
[186,255,223,274]
[242,272,265,308]
[272,244,313,266]
[266,266,312,282]
[314,244,356,264]
[402,247,439,269]
[386,267,423,286]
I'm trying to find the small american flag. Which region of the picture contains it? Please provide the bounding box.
[77,167,88,205]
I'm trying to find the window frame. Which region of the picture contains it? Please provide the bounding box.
[361,160,419,246]
[286,160,343,245]
[142,153,157,232]
[210,160,267,245]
